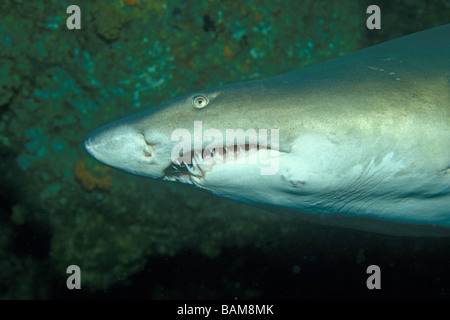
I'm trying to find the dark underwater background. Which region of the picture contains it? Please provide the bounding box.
[0,0,449,299]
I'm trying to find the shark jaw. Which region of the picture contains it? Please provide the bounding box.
[84,117,285,200]
[163,143,284,189]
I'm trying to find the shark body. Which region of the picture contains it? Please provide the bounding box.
[85,25,450,236]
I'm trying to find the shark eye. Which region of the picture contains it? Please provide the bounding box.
[191,95,209,109]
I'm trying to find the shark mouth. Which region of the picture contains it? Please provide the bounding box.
[163,144,269,186]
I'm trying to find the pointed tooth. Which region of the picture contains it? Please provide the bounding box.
[214,148,223,163]
[193,157,205,174]
[185,163,201,176]
[182,175,193,184]
[225,147,233,160]
[195,151,202,162]
[191,157,202,175]
[186,164,194,173]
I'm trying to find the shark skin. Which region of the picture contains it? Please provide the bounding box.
[84,25,450,236]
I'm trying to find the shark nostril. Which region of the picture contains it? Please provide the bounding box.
[141,133,154,147]
[140,133,154,159]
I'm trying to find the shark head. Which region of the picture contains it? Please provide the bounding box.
[84,79,294,205]
[84,114,169,179]
[84,25,450,232]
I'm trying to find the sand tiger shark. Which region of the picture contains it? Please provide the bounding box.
[85,24,450,236]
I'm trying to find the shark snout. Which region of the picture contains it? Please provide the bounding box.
[84,128,141,159]
[83,132,102,161]
[83,129,120,161]
[83,123,160,177]
[83,134,97,157]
